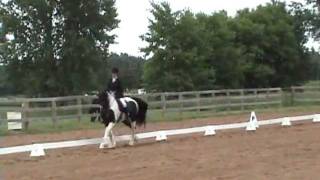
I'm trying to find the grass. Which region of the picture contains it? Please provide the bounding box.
[304,80,320,87]
[0,118,102,136]
[1,104,319,136]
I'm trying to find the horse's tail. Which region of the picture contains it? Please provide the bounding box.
[130,97,148,127]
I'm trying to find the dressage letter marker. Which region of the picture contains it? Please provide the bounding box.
[250,111,259,128]
[246,111,259,131]
[7,112,22,130]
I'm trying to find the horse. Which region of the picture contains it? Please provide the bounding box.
[89,91,148,148]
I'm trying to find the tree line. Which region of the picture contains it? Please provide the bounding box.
[0,0,319,96]
[0,0,119,96]
[141,1,320,91]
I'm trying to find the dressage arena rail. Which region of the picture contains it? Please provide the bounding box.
[0,86,320,130]
[0,113,319,156]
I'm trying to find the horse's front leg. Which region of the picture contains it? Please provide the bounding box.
[99,122,115,149]
[129,121,137,146]
[109,130,116,148]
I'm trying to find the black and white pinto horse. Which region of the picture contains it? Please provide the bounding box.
[89,91,148,148]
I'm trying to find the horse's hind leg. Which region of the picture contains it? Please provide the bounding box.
[99,122,115,149]
[129,121,137,146]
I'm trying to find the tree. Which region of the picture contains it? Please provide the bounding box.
[308,49,320,80]
[197,12,245,89]
[0,0,119,96]
[306,0,320,82]
[141,2,215,91]
[56,0,119,95]
[142,1,312,91]
[0,21,4,43]
[306,0,320,40]
[231,2,310,87]
[0,65,12,95]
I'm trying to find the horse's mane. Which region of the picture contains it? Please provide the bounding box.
[97,91,110,109]
[95,91,113,126]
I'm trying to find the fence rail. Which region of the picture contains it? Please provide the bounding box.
[1,113,318,156]
[0,86,319,130]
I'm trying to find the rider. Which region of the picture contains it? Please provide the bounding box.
[107,67,124,99]
[106,67,127,114]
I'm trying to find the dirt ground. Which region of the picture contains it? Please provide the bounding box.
[1,110,320,180]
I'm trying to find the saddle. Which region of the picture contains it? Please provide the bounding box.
[116,98,127,113]
[116,97,138,121]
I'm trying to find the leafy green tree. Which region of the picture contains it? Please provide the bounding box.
[142,2,215,91]
[231,2,310,87]
[142,1,312,91]
[0,22,4,43]
[0,0,118,96]
[306,0,320,40]
[308,49,320,80]
[0,65,12,95]
[56,0,119,95]
[197,12,245,89]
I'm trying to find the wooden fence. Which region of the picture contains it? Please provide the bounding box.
[289,86,320,105]
[142,88,282,115]
[0,86,319,130]
[0,95,99,129]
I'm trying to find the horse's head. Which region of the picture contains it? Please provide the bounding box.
[89,91,115,125]
[89,98,101,122]
[89,91,109,123]
[96,91,110,108]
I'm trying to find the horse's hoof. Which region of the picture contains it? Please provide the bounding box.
[107,142,116,149]
[107,145,116,149]
[99,144,105,149]
[129,138,138,146]
[129,141,135,146]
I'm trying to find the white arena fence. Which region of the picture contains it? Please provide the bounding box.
[0,112,319,157]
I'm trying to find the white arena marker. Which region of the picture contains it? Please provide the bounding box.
[313,114,320,123]
[204,126,216,136]
[7,112,22,130]
[250,111,259,128]
[246,121,256,131]
[281,117,292,127]
[156,131,167,141]
[30,144,45,157]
